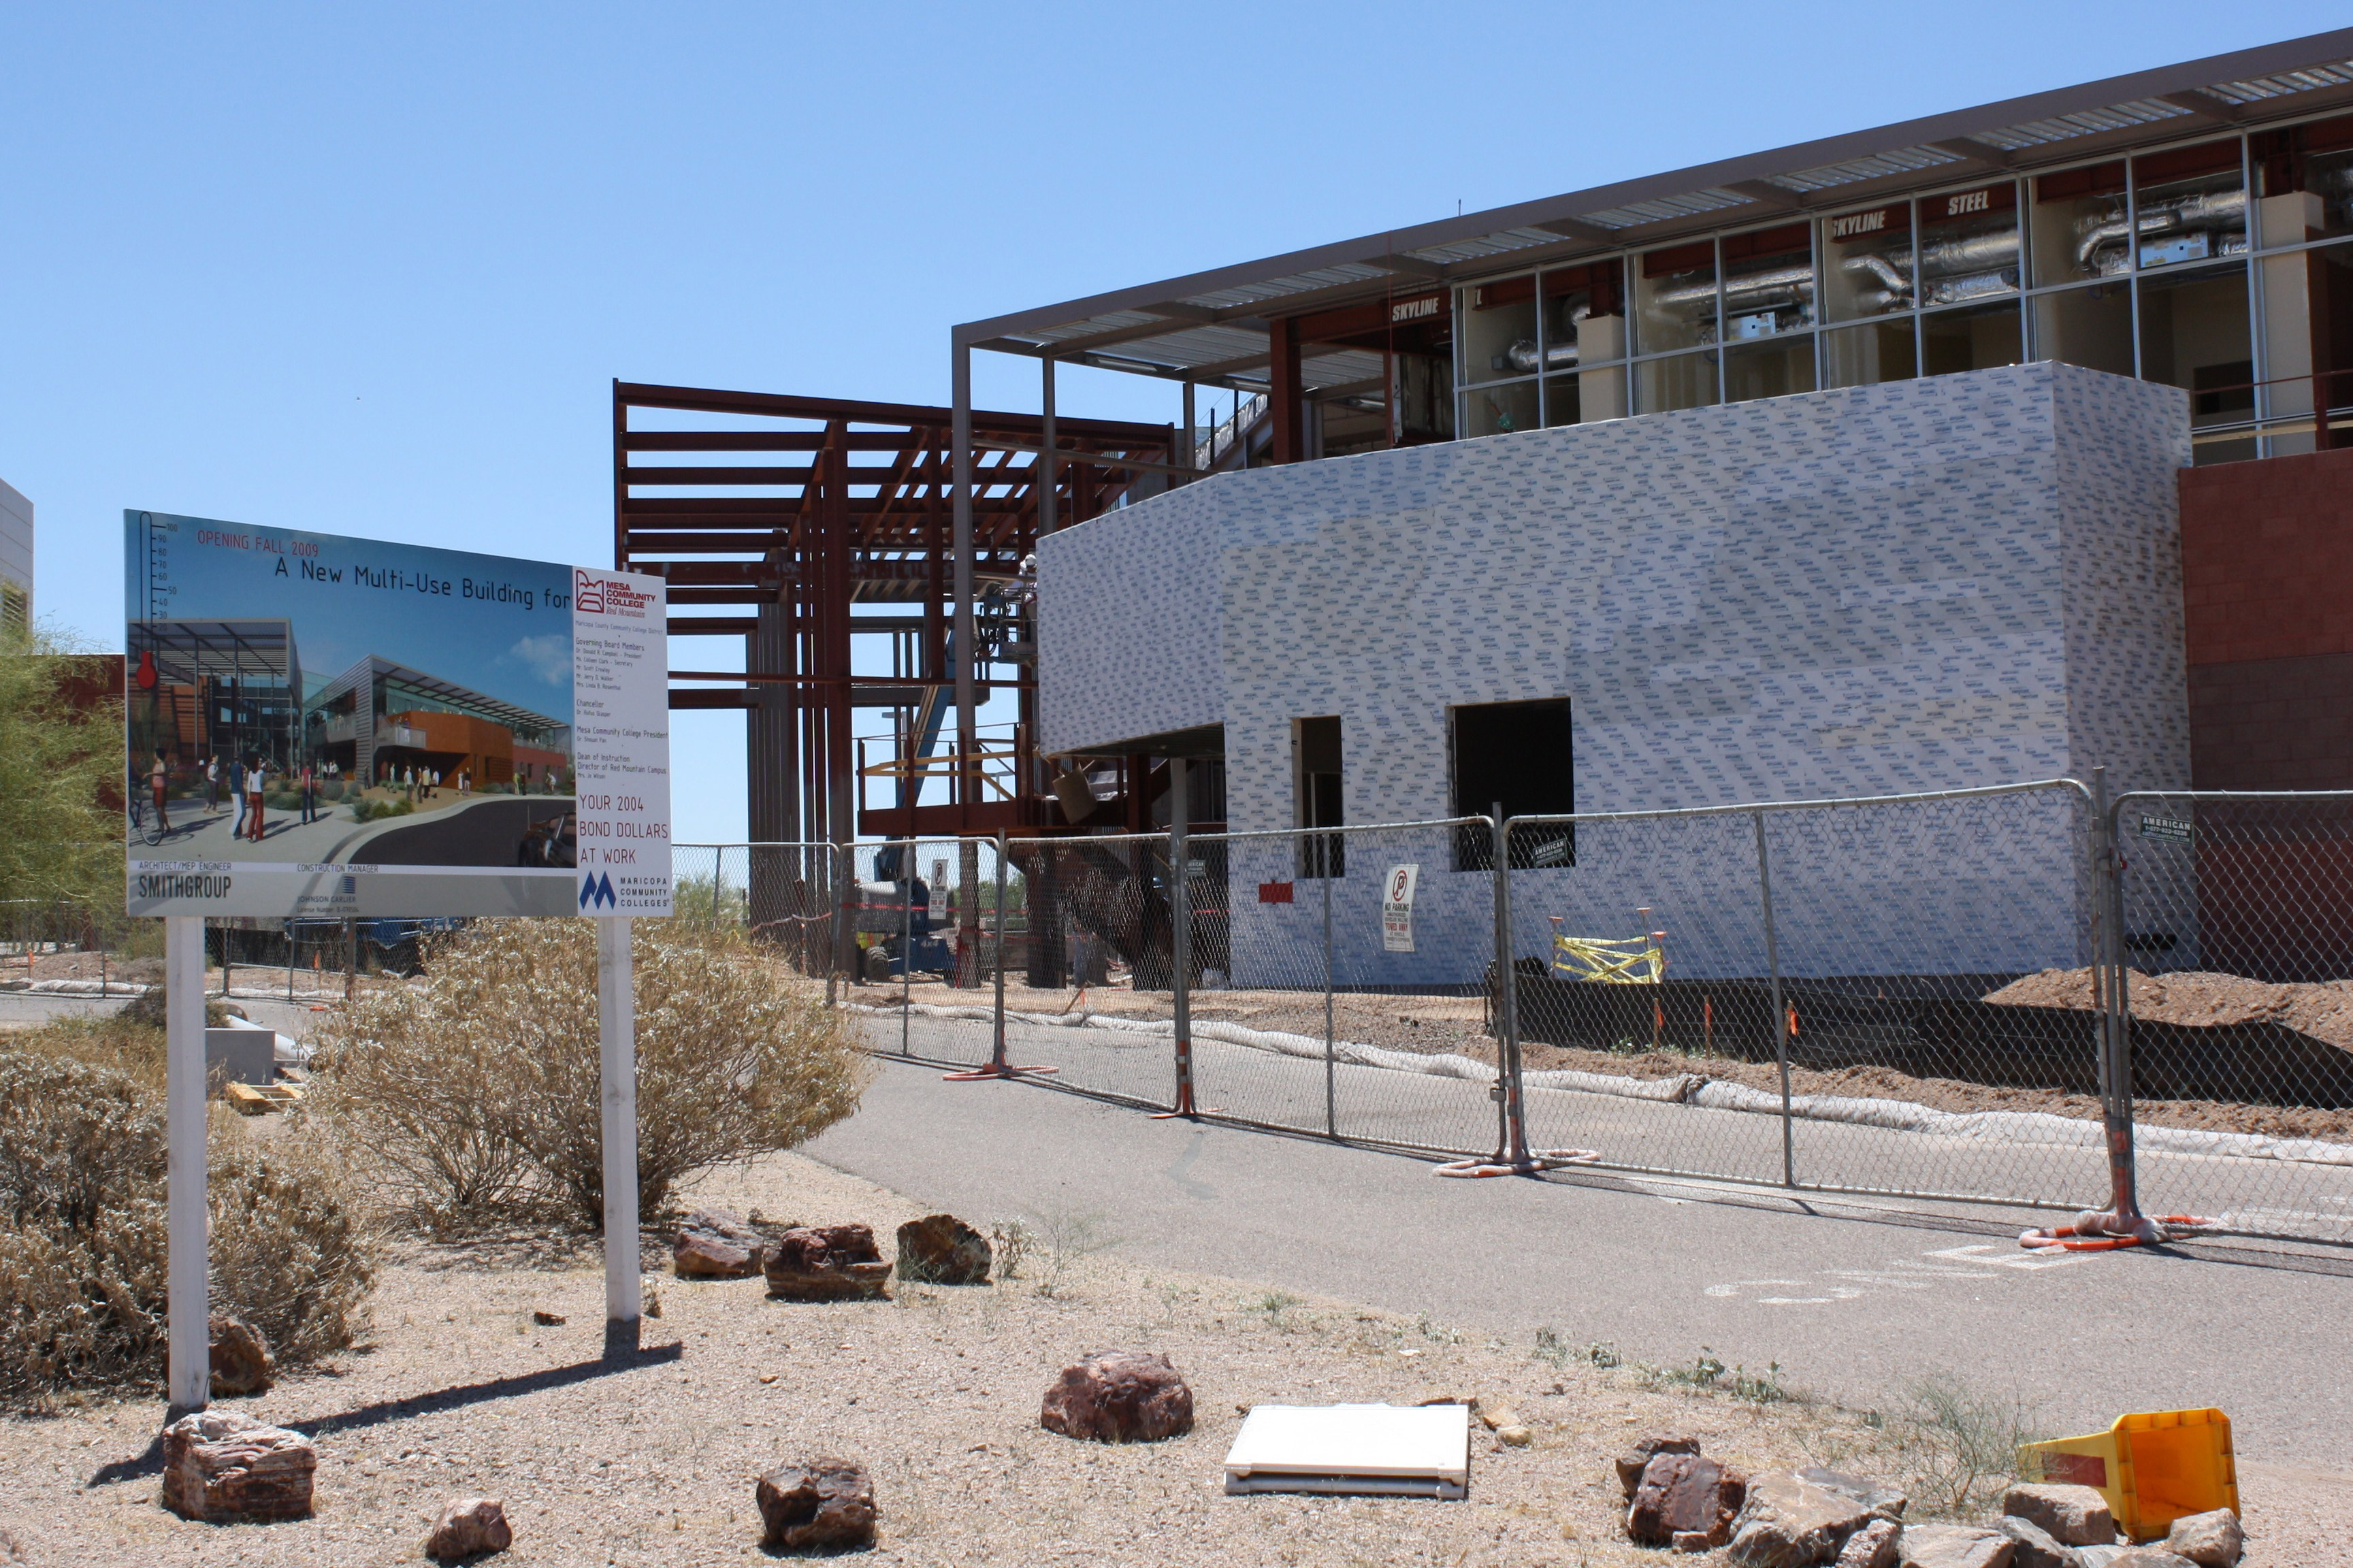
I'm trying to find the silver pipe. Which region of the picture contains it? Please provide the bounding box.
[2073,186,2247,269]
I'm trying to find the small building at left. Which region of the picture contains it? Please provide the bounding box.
[0,475,31,633]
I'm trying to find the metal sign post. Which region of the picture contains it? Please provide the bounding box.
[164,915,208,1416]
[598,917,641,1355]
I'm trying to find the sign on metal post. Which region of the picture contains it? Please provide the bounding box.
[1380,863,1419,953]
[126,513,671,1403]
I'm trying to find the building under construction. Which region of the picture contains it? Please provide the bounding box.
[623,30,2353,984]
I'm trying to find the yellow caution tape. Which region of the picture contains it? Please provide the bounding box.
[1550,932,1664,984]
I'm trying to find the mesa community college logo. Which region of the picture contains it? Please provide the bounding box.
[579,872,617,910]
[574,570,655,619]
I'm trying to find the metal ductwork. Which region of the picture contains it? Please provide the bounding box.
[1493,305,1591,374]
[2072,187,2247,272]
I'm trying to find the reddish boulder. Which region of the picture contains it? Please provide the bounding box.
[160,1411,316,1522]
[208,1313,273,1398]
[1039,1350,1194,1443]
[1616,1433,1702,1498]
[756,1456,877,1551]
[672,1209,770,1278]
[763,1224,890,1302]
[424,1497,513,1560]
[1629,1452,1748,1549]
[894,1213,992,1285]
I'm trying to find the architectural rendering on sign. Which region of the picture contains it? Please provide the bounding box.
[124,512,670,919]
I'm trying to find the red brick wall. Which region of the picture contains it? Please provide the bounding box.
[2179,446,2353,788]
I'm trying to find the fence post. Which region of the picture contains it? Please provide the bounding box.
[1754,810,1795,1188]
[900,840,913,1059]
[1167,760,1197,1116]
[992,834,1008,1064]
[1491,807,1533,1167]
[165,913,208,1414]
[2090,768,2149,1237]
[1322,840,1336,1140]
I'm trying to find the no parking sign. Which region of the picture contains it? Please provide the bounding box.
[1381,863,1419,953]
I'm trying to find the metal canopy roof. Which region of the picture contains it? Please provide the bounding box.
[956,29,2353,392]
[131,619,299,683]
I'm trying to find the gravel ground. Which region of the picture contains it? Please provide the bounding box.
[0,1152,1895,1566]
[3,1152,2346,1564]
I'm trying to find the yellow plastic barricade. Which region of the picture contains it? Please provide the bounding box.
[2017,1407,2238,1542]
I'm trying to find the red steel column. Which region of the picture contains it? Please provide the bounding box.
[1269,315,1305,464]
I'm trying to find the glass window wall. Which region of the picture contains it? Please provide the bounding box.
[2131,141,2247,271]
[1821,201,1914,321]
[1921,299,2022,376]
[2031,161,2129,287]
[1463,378,1539,438]
[1634,241,1717,355]
[1461,276,1539,386]
[1918,180,2021,307]
[1725,336,1815,404]
[1636,350,1719,413]
[1721,222,1815,341]
[1445,114,2353,460]
[1822,320,1917,388]
[2030,282,2134,377]
[2137,262,2253,429]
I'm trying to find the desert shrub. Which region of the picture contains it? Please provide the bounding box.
[0,1041,376,1403]
[1879,1373,2047,1519]
[314,917,866,1229]
[210,1131,377,1364]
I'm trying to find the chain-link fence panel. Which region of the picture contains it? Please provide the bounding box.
[993,832,1177,1110]
[1505,782,2106,1209]
[1199,819,1497,1155]
[0,898,144,997]
[842,838,1001,1070]
[1504,808,1792,1186]
[2110,791,2353,1245]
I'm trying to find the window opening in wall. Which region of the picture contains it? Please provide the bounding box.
[1462,276,1540,387]
[2141,260,2256,461]
[1449,698,1573,872]
[1294,715,1344,879]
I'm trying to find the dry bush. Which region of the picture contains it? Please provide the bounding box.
[2,1010,169,1094]
[0,1037,377,1405]
[0,1051,169,1399]
[209,1121,379,1365]
[313,916,866,1230]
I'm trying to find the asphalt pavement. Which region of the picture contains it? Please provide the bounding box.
[808,1019,2353,1468]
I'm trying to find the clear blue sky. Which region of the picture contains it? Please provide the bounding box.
[4,3,2343,840]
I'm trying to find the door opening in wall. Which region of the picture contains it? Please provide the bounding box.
[1450,698,1574,870]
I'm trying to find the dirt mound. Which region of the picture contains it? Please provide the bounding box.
[1983,968,2353,1051]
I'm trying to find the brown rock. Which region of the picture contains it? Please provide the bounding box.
[1039,1350,1194,1443]
[1630,1452,1748,1548]
[1800,1466,1909,1521]
[208,1313,273,1398]
[159,1410,317,1522]
[2103,1553,2193,1568]
[1616,1432,1702,1498]
[1727,1472,1875,1567]
[531,1309,565,1326]
[2163,1509,2243,1568]
[1997,1514,2081,1568]
[894,1213,992,1285]
[424,1497,513,1560]
[1674,1530,1716,1553]
[1495,1424,1533,1448]
[1897,1524,2016,1567]
[756,1456,877,1551]
[673,1209,771,1278]
[1838,1518,1902,1568]
[2004,1484,2117,1547]
[763,1224,892,1302]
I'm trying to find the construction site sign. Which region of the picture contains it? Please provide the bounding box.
[1381,863,1420,952]
[123,510,670,919]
